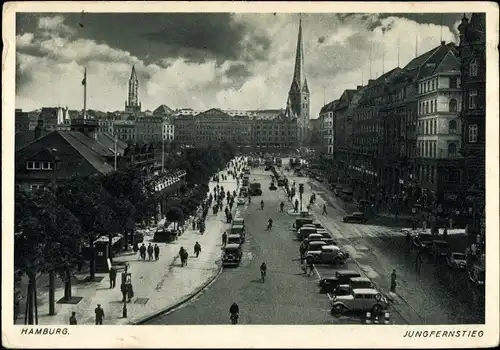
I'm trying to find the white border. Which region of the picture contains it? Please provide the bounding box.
[2,2,499,348]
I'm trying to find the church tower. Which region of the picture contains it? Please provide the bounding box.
[125,65,141,114]
[287,15,310,145]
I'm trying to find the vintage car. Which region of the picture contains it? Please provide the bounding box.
[413,233,439,252]
[269,183,278,191]
[307,245,349,265]
[239,187,249,197]
[333,277,373,296]
[304,233,335,246]
[297,226,317,241]
[343,212,367,224]
[222,244,242,266]
[447,252,467,269]
[230,224,246,241]
[305,240,328,254]
[227,234,243,246]
[237,197,246,205]
[232,218,245,227]
[330,288,389,315]
[293,218,313,230]
[319,270,361,294]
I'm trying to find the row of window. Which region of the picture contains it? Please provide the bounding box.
[26,161,52,170]
[417,141,458,158]
[418,77,459,95]
[418,98,459,115]
[417,119,458,135]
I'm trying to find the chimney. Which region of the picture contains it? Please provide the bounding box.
[357,85,363,90]
[441,41,446,46]
[368,79,375,85]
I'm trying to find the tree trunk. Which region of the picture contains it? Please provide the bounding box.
[49,271,55,315]
[123,229,129,251]
[89,238,96,280]
[25,277,34,325]
[64,269,72,300]
[108,233,113,258]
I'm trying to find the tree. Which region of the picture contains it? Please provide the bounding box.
[166,207,184,230]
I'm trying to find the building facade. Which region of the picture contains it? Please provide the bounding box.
[252,113,298,150]
[135,116,163,143]
[287,17,310,145]
[458,13,486,233]
[162,116,175,142]
[318,101,337,155]
[114,120,136,143]
[125,66,141,114]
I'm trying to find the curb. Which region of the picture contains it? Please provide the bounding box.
[131,258,223,325]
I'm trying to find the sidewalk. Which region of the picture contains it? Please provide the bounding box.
[16,166,240,326]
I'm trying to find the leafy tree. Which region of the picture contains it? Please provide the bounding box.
[166,206,184,230]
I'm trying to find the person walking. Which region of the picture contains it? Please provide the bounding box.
[182,249,189,266]
[139,243,146,260]
[69,311,77,325]
[109,266,117,289]
[299,243,307,261]
[294,199,299,213]
[280,202,285,212]
[322,204,328,215]
[95,304,105,325]
[306,255,315,277]
[390,269,397,293]
[416,250,423,275]
[194,242,202,258]
[192,219,196,230]
[147,243,154,261]
[154,244,160,261]
[222,231,228,246]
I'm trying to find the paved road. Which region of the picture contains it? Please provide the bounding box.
[146,167,334,325]
[285,169,484,325]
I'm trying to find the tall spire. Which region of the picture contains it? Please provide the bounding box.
[130,65,137,81]
[126,65,140,113]
[292,14,305,89]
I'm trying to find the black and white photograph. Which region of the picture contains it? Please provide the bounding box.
[3,1,499,348]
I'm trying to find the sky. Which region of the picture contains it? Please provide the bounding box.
[15,12,465,118]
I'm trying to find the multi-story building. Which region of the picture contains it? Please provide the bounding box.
[287,17,310,145]
[173,114,196,144]
[252,112,297,150]
[318,101,337,155]
[114,120,136,143]
[162,116,175,142]
[415,49,462,211]
[458,13,486,232]
[125,66,141,114]
[135,116,163,143]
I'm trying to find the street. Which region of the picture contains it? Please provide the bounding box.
[146,159,484,325]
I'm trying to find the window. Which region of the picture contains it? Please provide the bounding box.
[433,120,437,134]
[468,91,477,109]
[449,120,458,134]
[425,102,429,114]
[425,121,429,134]
[448,143,457,157]
[26,161,51,170]
[468,124,478,143]
[431,80,435,90]
[450,77,458,88]
[449,98,458,112]
[430,100,434,113]
[469,59,478,77]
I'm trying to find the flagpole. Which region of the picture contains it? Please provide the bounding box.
[83,67,87,120]
[161,135,165,172]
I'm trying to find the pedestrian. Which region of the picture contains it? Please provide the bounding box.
[222,231,228,246]
[139,243,146,260]
[443,227,448,240]
[133,242,139,255]
[422,220,427,231]
[390,269,397,293]
[280,202,284,212]
[449,217,454,230]
[179,247,186,266]
[406,231,412,253]
[95,304,105,325]
[147,243,154,261]
[154,244,160,261]
[322,204,328,215]
[306,255,315,276]
[194,242,202,258]
[294,200,299,213]
[182,249,189,266]
[299,243,306,260]
[109,266,117,289]
[192,219,196,230]
[69,311,77,325]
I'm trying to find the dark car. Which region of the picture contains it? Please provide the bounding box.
[269,183,277,191]
[294,217,313,230]
[343,212,367,223]
[319,270,362,294]
[413,233,439,252]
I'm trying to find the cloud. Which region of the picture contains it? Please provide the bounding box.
[15,13,464,120]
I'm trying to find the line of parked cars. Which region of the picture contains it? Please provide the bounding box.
[293,216,389,317]
[222,217,247,267]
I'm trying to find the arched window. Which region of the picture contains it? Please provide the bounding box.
[448,142,457,157]
[449,99,458,112]
[469,59,478,77]
[449,120,458,134]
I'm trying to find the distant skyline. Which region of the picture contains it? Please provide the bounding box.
[16,12,464,118]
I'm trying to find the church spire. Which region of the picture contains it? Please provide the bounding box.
[130,65,138,81]
[292,14,305,89]
[125,65,141,114]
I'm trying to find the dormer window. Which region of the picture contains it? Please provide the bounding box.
[26,161,52,170]
[469,59,478,77]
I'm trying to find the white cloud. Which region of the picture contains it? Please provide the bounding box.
[16,14,460,120]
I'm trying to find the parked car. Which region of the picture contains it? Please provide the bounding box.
[330,288,389,315]
[319,270,361,294]
[227,234,243,245]
[230,224,246,241]
[222,244,242,266]
[308,245,349,265]
[293,218,313,230]
[430,240,450,258]
[306,241,328,254]
[447,252,467,269]
[468,263,485,287]
[237,197,246,205]
[413,233,438,252]
[304,233,335,246]
[343,212,367,223]
[232,218,245,227]
[297,226,317,240]
[333,277,373,296]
